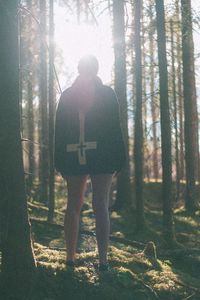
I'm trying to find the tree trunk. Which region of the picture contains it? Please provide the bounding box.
[134,0,144,229]
[149,0,159,181]
[0,0,36,297]
[170,19,180,202]
[181,0,199,211]
[26,0,35,195]
[175,0,185,183]
[48,0,55,222]
[113,0,131,209]
[155,0,175,243]
[39,0,49,204]
[143,89,150,182]
[142,4,150,182]
[27,72,35,195]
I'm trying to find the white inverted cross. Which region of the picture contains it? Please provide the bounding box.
[66,111,97,165]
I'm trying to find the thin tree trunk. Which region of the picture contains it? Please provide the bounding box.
[177,52,185,182]
[0,0,36,296]
[149,1,159,181]
[113,0,131,209]
[27,73,35,194]
[143,93,150,182]
[39,0,49,203]
[181,0,199,211]
[130,2,136,181]
[48,0,55,222]
[134,0,144,229]
[142,2,150,182]
[155,0,175,243]
[26,0,35,195]
[174,0,185,184]
[170,19,180,201]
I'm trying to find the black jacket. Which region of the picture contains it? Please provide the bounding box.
[54,79,126,176]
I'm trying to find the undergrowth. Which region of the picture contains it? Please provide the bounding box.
[28,181,200,300]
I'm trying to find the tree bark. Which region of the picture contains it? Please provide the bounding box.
[26,0,35,195]
[39,0,49,204]
[48,0,55,222]
[170,19,180,201]
[181,0,199,211]
[149,0,159,181]
[0,0,36,296]
[134,0,144,229]
[142,4,150,182]
[174,0,185,184]
[174,0,185,186]
[155,0,175,243]
[113,0,131,209]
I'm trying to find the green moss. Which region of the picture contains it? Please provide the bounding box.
[28,182,200,300]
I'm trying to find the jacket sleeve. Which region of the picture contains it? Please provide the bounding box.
[54,93,66,173]
[109,88,127,172]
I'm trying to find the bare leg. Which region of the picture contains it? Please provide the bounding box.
[90,174,113,265]
[64,175,88,262]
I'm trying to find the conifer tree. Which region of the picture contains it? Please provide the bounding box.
[0,0,36,296]
[155,0,175,243]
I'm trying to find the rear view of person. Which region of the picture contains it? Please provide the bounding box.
[54,54,126,271]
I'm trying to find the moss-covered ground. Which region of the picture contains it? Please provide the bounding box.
[28,180,200,300]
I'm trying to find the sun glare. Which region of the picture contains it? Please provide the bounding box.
[54,5,114,90]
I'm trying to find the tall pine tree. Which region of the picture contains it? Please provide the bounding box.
[181,0,199,212]
[134,0,144,229]
[155,0,175,244]
[0,0,36,297]
[113,0,131,209]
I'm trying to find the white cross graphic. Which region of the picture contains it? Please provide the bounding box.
[66,111,97,165]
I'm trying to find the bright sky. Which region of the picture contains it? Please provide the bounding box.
[54,1,200,93]
[192,0,200,10]
[54,3,113,91]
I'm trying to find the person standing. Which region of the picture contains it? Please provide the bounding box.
[54,55,126,271]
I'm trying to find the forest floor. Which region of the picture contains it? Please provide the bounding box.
[28,181,200,300]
